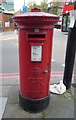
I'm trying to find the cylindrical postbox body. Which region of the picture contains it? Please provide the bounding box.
[14,8,59,113]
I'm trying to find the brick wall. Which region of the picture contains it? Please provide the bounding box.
[0,13,14,32]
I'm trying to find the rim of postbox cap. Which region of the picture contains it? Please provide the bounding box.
[13,8,60,25]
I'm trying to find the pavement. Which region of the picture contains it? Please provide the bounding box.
[0,29,76,119]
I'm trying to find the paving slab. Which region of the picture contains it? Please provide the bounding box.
[1,86,14,97]
[0,97,8,120]
[2,78,19,86]
[2,86,74,119]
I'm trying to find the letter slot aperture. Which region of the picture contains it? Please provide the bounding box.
[28,34,46,41]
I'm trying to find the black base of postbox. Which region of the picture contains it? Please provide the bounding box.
[19,93,50,113]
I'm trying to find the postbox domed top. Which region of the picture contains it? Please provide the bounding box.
[13,8,59,26]
[16,11,58,17]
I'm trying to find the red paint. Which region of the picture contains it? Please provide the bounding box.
[0,71,65,76]
[62,4,74,14]
[0,73,75,79]
[0,74,63,79]
[13,9,59,99]
[52,71,64,73]
[0,73,19,75]
[0,75,19,79]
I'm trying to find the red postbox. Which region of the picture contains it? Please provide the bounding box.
[14,8,59,113]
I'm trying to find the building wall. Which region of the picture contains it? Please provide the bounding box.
[0,13,14,32]
[0,0,14,32]
[58,8,63,15]
[0,13,2,31]
[6,0,14,2]
[0,0,2,3]
[0,0,14,11]
[0,13,2,21]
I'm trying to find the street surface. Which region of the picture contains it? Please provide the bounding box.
[0,29,75,84]
[0,29,75,119]
[0,29,68,80]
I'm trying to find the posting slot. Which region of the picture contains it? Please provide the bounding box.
[28,34,46,40]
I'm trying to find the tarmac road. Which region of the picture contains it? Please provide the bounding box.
[1,29,68,73]
[0,29,75,119]
[0,28,69,83]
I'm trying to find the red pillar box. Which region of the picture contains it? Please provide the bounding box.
[13,8,59,113]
